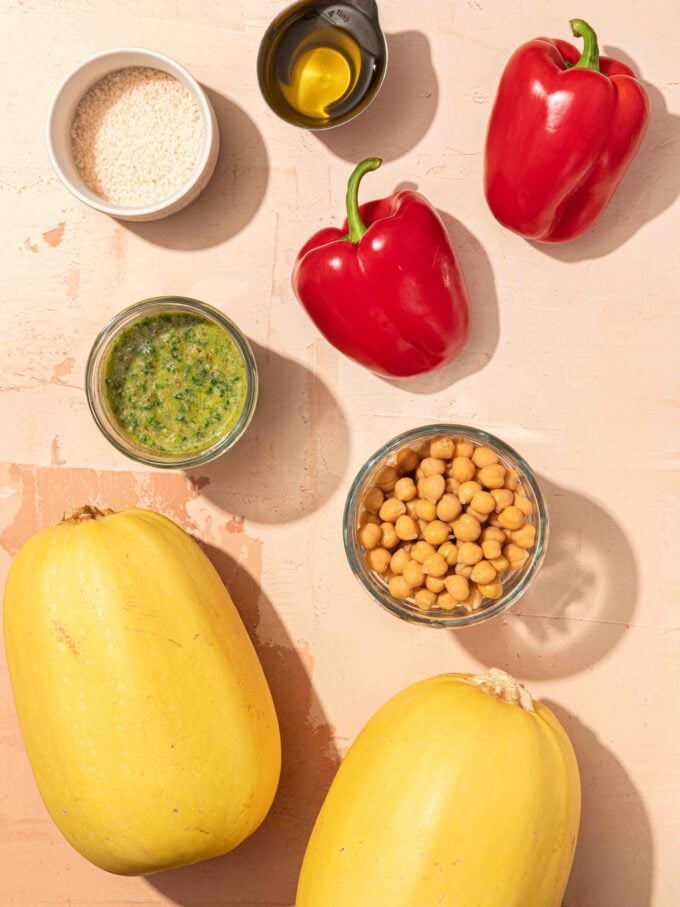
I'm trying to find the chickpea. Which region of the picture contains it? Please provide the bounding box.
[498,506,525,530]
[470,560,497,585]
[503,543,528,570]
[477,579,504,600]
[461,584,483,611]
[357,522,381,549]
[491,488,514,513]
[415,588,437,611]
[470,490,495,514]
[471,446,499,468]
[403,559,425,588]
[437,592,458,611]
[438,541,458,565]
[504,468,520,491]
[429,436,455,459]
[414,498,437,521]
[452,456,476,483]
[389,575,411,599]
[477,464,506,489]
[510,523,536,549]
[356,442,537,618]
[436,493,462,522]
[458,480,482,505]
[457,541,483,565]
[389,547,411,575]
[375,464,399,492]
[514,494,533,517]
[481,526,505,543]
[420,457,447,477]
[489,555,510,573]
[362,486,384,514]
[395,514,419,541]
[423,520,450,546]
[425,575,446,593]
[444,477,460,495]
[422,553,449,578]
[379,497,406,523]
[411,540,437,564]
[366,547,391,574]
[445,574,469,601]
[455,439,474,458]
[380,522,399,549]
[418,474,446,503]
[405,499,419,518]
[481,538,502,560]
[394,477,417,502]
[396,447,420,473]
[452,513,482,542]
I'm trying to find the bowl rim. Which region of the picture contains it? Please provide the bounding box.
[85,296,258,469]
[343,423,549,629]
[46,46,216,217]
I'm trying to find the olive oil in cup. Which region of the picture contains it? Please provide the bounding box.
[257,1,387,129]
[86,298,258,467]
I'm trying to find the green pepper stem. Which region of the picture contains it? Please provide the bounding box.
[569,18,600,72]
[345,157,382,244]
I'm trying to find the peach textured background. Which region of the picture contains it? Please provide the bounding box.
[1,1,678,905]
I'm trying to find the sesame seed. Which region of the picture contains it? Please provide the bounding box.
[70,66,204,207]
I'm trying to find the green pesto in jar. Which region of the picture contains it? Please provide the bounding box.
[104,312,246,455]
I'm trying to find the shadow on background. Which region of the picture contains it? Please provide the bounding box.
[147,546,339,906]
[378,201,499,395]
[316,31,438,163]
[188,340,350,524]
[453,476,638,678]
[124,89,269,250]
[532,49,679,262]
[548,701,654,907]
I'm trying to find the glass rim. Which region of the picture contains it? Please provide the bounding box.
[85,296,258,468]
[343,423,549,629]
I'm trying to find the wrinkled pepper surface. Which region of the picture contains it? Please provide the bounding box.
[292,158,471,378]
[484,19,649,243]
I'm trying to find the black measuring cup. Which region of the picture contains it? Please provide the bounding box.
[257,0,388,129]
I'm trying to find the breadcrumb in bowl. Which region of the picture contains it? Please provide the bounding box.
[71,67,203,208]
[47,48,219,221]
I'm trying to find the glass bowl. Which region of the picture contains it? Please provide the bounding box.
[86,297,258,468]
[343,424,548,628]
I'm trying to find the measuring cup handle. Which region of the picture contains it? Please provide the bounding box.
[351,0,381,23]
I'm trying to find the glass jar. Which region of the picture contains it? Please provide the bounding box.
[86,297,258,468]
[343,424,548,628]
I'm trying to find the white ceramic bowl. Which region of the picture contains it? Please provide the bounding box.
[46,47,219,222]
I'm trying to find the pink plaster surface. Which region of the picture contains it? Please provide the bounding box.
[0,1,678,905]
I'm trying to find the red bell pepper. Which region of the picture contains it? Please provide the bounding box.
[292,158,471,377]
[484,18,649,242]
